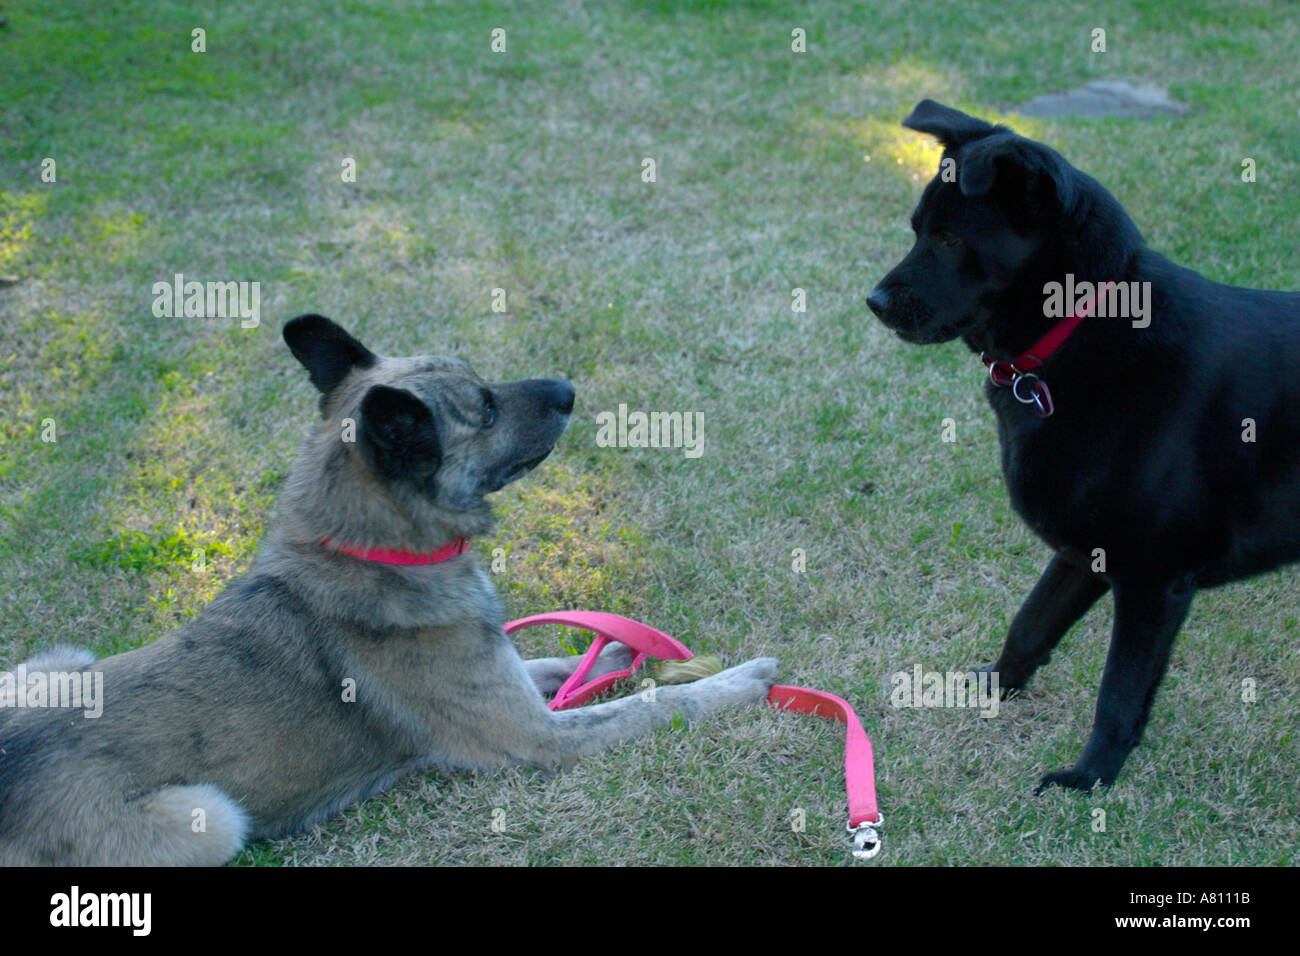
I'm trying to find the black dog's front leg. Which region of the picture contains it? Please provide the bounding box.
[986,552,1109,690]
[1036,576,1195,794]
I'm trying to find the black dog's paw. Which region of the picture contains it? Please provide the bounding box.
[1034,768,1109,795]
[970,663,1020,700]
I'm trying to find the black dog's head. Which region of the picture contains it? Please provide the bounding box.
[868,99,1140,352]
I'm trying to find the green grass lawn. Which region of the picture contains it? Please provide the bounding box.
[2,0,1297,865]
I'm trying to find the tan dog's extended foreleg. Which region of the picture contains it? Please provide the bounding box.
[421,642,777,771]
[522,642,635,695]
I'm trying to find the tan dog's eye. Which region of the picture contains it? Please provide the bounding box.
[481,390,497,429]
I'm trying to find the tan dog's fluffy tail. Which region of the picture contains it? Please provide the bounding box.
[0,783,249,866]
[128,784,250,866]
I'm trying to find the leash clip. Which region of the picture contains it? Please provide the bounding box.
[849,814,883,860]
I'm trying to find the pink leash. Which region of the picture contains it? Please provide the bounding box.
[505,610,883,859]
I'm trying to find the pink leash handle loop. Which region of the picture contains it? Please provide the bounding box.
[505,611,692,711]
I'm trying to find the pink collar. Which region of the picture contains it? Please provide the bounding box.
[322,536,471,565]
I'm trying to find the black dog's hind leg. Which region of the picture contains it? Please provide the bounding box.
[985,552,1109,691]
[1036,576,1195,794]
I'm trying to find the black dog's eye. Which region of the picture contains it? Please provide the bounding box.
[480,389,497,429]
[941,233,962,248]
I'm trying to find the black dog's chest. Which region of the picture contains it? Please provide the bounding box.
[989,386,1099,551]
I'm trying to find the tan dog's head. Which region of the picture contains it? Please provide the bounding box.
[281,314,573,548]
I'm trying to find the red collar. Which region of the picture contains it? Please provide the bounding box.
[980,280,1114,418]
[322,536,471,565]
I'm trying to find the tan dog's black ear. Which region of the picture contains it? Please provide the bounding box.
[358,384,442,479]
[283,314,377,394]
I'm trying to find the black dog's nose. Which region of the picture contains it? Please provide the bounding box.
[548,379,575,415]
[866,288,890,317]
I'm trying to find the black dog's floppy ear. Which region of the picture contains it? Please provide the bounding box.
[283,314,377,394]
[359,384,441,478]
[956,137,1073,218]
[901,99,1000,150]
[955,138,1003,198]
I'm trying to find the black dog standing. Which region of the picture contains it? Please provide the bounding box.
[870,99,1300,792]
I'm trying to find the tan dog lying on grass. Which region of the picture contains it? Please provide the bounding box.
[0,314,778,865]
